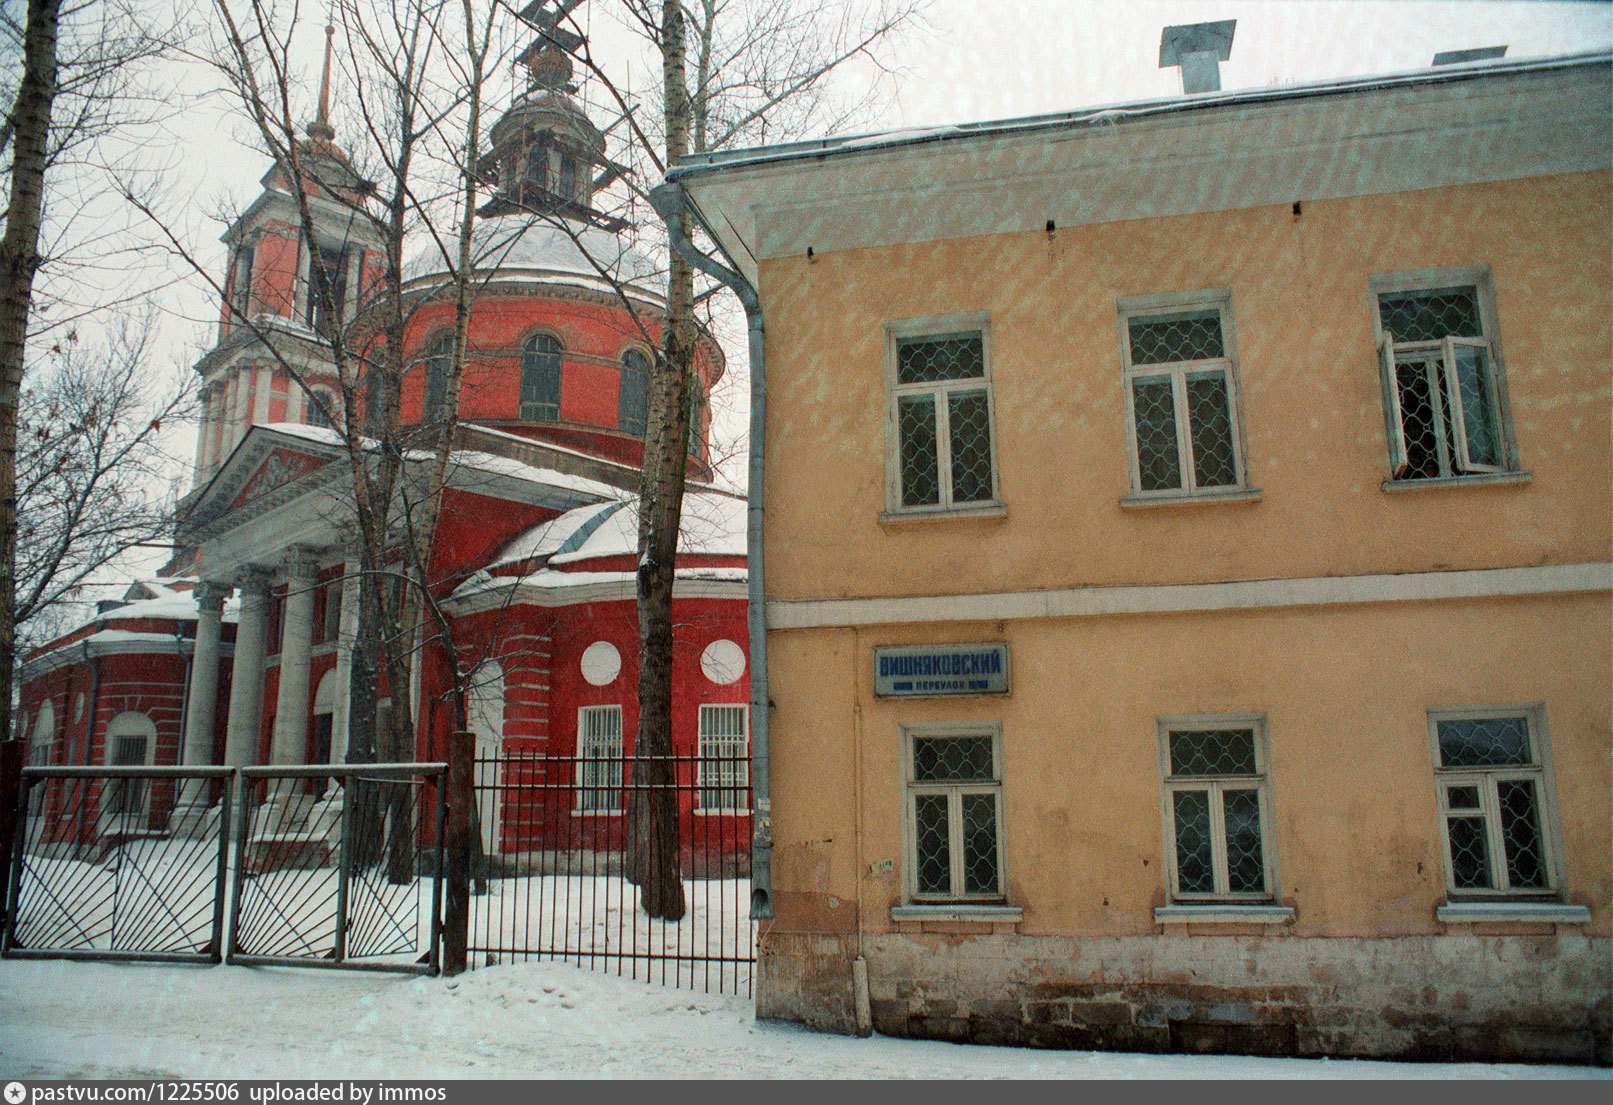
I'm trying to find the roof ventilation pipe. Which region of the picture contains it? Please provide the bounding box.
[1160,20,1237,94]
[648,181,772,921]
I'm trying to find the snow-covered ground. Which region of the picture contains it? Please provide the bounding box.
[0,957,1604,1080]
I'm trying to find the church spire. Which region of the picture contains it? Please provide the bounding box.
[308,22,337,143]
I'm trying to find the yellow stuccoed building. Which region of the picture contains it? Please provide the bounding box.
[663,50,1611,1062]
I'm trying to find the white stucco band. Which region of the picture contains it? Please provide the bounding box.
[765,562,1612,630]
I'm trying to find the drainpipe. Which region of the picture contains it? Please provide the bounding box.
[648,181,772,920]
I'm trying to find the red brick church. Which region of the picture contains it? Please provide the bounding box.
[16,31,749,857]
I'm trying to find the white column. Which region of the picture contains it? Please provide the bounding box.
[174,580,230,830]
[330,559,360,765]
[223,571,271,769]
[269,548,318,769]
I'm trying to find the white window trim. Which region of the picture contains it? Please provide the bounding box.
[901,721,1008,905]
[1155,713,1279,904]
[575,704,624,816]
[1117,289,1251,501]
[695,703,750,814]
[1369,266,1519,483]
[883,312,1002,517]
[1428,703,1568,902]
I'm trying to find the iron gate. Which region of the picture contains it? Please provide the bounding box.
[3,765,235,963]
[228,764,445,973]
[465,750,756,995]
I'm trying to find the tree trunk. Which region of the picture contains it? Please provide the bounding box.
[627,0,697,922]
[0,0,62,757]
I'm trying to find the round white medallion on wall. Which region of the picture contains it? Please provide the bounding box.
[700,639,746,685]
[580,641,622,687]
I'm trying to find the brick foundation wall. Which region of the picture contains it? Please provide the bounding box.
[758,930,1611,1063]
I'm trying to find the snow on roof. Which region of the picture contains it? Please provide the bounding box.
[490,492,746,571]
[403,217,662,297]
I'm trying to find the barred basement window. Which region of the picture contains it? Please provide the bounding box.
[521,333,563,421]
[1158,717,1276,901]
[903,725,1005,902]
[1430,707,1563,898]
[885,316,998,514]
[1372,269,1515,481]
[576,705,623,813]
[697,704,749,812]
[1119,292,1247,497]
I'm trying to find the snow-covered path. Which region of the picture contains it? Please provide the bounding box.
[0,958,1602,1080]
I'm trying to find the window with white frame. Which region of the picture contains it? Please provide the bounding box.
[1431,707,1562,898]
[904,725,1005,902]
[576,705,623,813]
[697,704,749,811]
[1120,293,1246,496]
[1158,717,1275,901]
[886,318,998,513]
[1372,270,1514,481]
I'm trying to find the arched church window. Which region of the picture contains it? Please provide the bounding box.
[306,388,335,430]
[421,335,453,424]
[363,370,385,434]
[687,379,706,461]
[520,333,563,421]
[619,349,649,435]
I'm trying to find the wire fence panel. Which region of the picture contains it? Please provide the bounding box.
[3,767,234,963]
[468,751,756,995]
[228,764,445,975]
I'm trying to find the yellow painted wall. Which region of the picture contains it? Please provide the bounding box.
[767,594,1609,939]
[756,172,1612,943]
[757,173,1611,602]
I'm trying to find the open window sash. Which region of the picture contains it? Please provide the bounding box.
[1379,331,1410,479]
[1441,336,1505,473]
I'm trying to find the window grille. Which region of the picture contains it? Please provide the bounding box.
[619,349,649,435]
[697,704,749,811]
[1432,709,1560,897]
[521,334,563,421]
[888,329,997,512]
[1159,719,1274,901]
[1120,298,1245,496]
[576,705,623,812]
[306,390,334,430]
[905,728,1004,901]
[104,735,149,820]
[1373,274,1513,481]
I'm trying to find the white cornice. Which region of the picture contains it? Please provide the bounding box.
[22,635,237,680]
[764,562,1612,631]
[443,571,747,616]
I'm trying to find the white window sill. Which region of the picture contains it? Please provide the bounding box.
[890,904,1022,923]
[692,808,750,816]
[879,503,1007,525]
[1382,471,1531,492]
[1154,904,1295,925]
[1120,488,1262,509]
[1437,901,1590,924]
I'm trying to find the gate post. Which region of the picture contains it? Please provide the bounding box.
[442,730,473,975]
[0,741,23,943]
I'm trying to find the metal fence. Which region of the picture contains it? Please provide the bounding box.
[4,765,235,963]
[467,750,756,995]
[228,764,445,974]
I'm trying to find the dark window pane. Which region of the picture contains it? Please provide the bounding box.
[618,350,649,435]
[913,736,995,783]
[961,794,1000,896]
[896,334,983,385]
[1445,785,1480,810]
[914,794,951,895]
[1169,729,1257,777]
[1451,343,1501,469]
[1437,717,1531,768]
[1447,815,1493,889]
[1185,370,1237,487]
[948,389,994,503]
[1223,788,1266,893]
[1128,309,1224,365]
[521,333,563,421]
[1497,779,1548,889]
[1379,287,1482,343]
[1173,790,1214,893]
[898,395,939,506]
[1131,376,1181,491]
[422,337,452,423]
